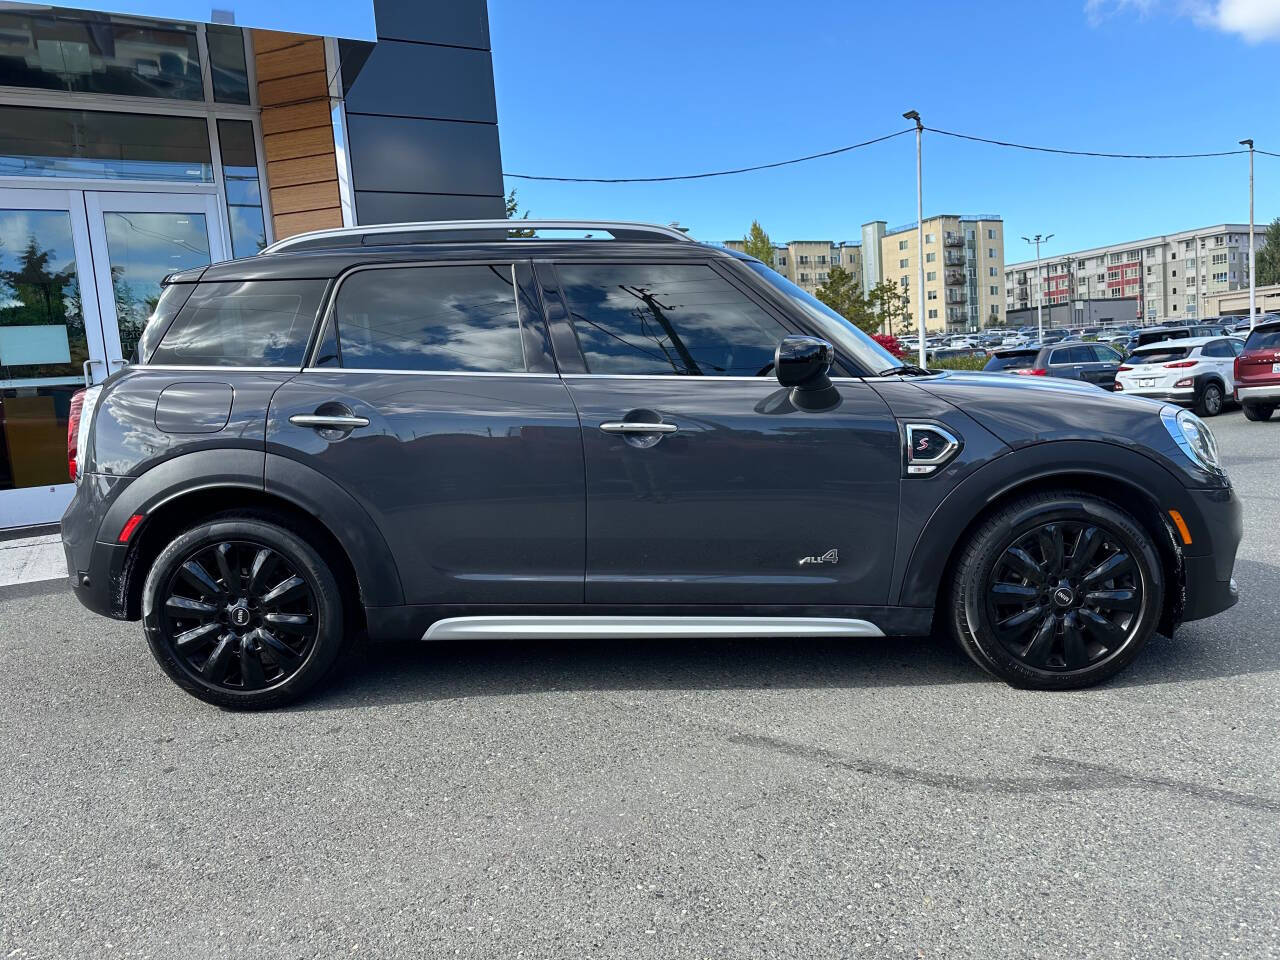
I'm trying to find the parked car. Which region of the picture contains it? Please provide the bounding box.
[1015,341,1125,390]
[1113,336,1243,417]
[983,347,1040,374]
[61,219,1243,707]
[1234,317,1280,421]
[1039,327,1071,345]
[1127,326,1193,352]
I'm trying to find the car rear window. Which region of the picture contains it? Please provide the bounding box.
[136,282,195,363]
[985,351,1036,371]
[148,280,326,367]
[1244,325,1280,351]
[1131,346,1190,364]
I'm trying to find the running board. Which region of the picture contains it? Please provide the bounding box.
[421,615,884,642]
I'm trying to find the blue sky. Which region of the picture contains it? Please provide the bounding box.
[489,0,1280,260]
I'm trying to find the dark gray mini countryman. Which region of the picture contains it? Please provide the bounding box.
[61,220,1243,708]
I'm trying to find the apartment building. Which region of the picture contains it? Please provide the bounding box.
[864,215,1006,333]
[1004,224,1261,325]
[723,238,863,295]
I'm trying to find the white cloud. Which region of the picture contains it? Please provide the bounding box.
[1085,0,1280,42]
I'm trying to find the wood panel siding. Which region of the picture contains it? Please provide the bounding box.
[251,28,342,241]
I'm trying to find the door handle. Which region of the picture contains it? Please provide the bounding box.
[289,414,370,430]
[600,421,678,434]
[82,358,104,387]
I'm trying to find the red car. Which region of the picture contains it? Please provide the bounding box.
[1234,317,1280,421]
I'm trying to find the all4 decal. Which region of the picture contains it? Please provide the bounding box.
[798,548,839,566]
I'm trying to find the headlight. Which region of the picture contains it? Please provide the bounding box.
[1161,406,1224,476]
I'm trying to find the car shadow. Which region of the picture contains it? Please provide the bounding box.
[294,557,1279,711]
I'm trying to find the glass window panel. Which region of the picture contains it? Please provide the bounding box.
[226,203,266,259]
[150,280,325,367]
[216,118,257,171]
[206,24,249,104]
[558,263,788,376]
[0,207,91,490]
[334,266,525,372]
[103,211,211,359]
[0,8,202,100]
[0,106,212,182]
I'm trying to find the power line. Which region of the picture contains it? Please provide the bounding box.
[924,126,1250,160]
[502,128,914,183]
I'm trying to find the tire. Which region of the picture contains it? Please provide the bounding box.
[1194,381,1223,418]
[141,512,347,709]
[948,490,1164,690]
[1242,402,1275,422]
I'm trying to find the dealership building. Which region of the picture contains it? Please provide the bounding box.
[0,0,504,529]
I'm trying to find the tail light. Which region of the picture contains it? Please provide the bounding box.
[1023,368,1049,376]
[67,385,102,484]
[67,389,85,481]
[1165,360,1197,369]
[1117,364,1133,371]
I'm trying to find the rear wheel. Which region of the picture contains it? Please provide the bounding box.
[142,514,346,709]
[1195,381,1223,417]
[1242,402,1275,422]
[949,491,1164,690]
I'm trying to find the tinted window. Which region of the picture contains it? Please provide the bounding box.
[1131,347,1190,364]
[136,283,195,363]
[150,280,325,367]
[984,352,1037,371]
[1201,340,1232,358]
[334,265,525,372]
[1244,326,1280,351]
[207,24,250,104]
[1050,346,1090,365]
[559,263,788,376]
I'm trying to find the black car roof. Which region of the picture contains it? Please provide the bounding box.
[165,238,744,283]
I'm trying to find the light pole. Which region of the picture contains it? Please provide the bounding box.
[1240,138,1256,327]
[1022,233,1053,342]
[904,109,927,369]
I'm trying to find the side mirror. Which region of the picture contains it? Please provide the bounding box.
[775,336,834,390]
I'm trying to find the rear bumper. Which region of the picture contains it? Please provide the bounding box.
[1235,384,1280,403]
[1117,385,1195,404]
[1178,486,1243,624]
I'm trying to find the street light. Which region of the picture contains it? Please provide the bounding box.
[1022,233,1053,342]
[1240,138,1256,327]
[904,109,926,369]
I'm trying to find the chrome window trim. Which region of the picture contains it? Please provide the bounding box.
[138,364,303,373]
[300,368,560,378]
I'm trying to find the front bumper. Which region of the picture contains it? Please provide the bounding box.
[1235,384,1280,403]
[1177,485,1243,624]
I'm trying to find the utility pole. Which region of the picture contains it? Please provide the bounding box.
[903,110,926,369]
[1022,233,1053,342]
[1240,139,1256,327]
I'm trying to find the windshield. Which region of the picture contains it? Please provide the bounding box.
[1245,326,1280,351]
[745,262,901,374]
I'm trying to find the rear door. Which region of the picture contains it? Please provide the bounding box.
[540,258,902,607]
[1199,338,1237,390]
[1047,345,1090,380]
[266,260,585,605]
[1084,343,1123,388]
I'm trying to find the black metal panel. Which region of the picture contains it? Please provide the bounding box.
[372,0,491,48]
[353,190,504,224]
[346,113,502,196]
[342,41,497,122]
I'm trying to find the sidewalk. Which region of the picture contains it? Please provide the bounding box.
[0,534,65,588]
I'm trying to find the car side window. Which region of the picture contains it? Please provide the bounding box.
[331,265,526,372]
[1230,338,1245,356]
[1052,346,1088,365]
[1090,344,1121,363]
[1201,340,1228,358]
[556,262,789,376]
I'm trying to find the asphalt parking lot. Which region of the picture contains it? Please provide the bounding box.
[2,411,1277,959]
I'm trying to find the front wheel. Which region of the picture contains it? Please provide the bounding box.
[949,491,1164,690]
[1195,381,1223,417]
[142,514,346,709]
[1242,402,1275,422]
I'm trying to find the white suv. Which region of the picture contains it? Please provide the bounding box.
[1113,335,1244,417]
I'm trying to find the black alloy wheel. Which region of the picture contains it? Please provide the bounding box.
[985,521,1142,674]
[1196,382,1223,417]
[160,540,318,691]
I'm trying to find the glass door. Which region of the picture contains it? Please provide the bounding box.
[84,192,225,366]
[0,188,109,528]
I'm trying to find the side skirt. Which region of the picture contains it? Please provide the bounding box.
[423,616,883,642]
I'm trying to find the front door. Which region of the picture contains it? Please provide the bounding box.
[545,259,902,607]
[0,188,222,528]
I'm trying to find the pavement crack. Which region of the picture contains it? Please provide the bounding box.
[726,731,1280,813]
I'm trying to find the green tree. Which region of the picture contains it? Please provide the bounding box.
[814,265,873,330]
[1256,216,1280,287]
[741,220,776,268]
[867,280,910,335]
[505,188,535,238]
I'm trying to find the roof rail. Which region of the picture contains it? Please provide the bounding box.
[259,219,694,255]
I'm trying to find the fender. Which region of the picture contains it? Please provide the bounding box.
[98,448,404,607]
[897,439,1202,608]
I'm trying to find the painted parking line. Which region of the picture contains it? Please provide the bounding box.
[0,534,66,588]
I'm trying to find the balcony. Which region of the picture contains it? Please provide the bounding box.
[944,252,965,267]
[944,233,964,247]
[945,270,965,285]
[946,290,966,304]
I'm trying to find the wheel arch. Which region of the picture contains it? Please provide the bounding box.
[899,441,1187,635]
